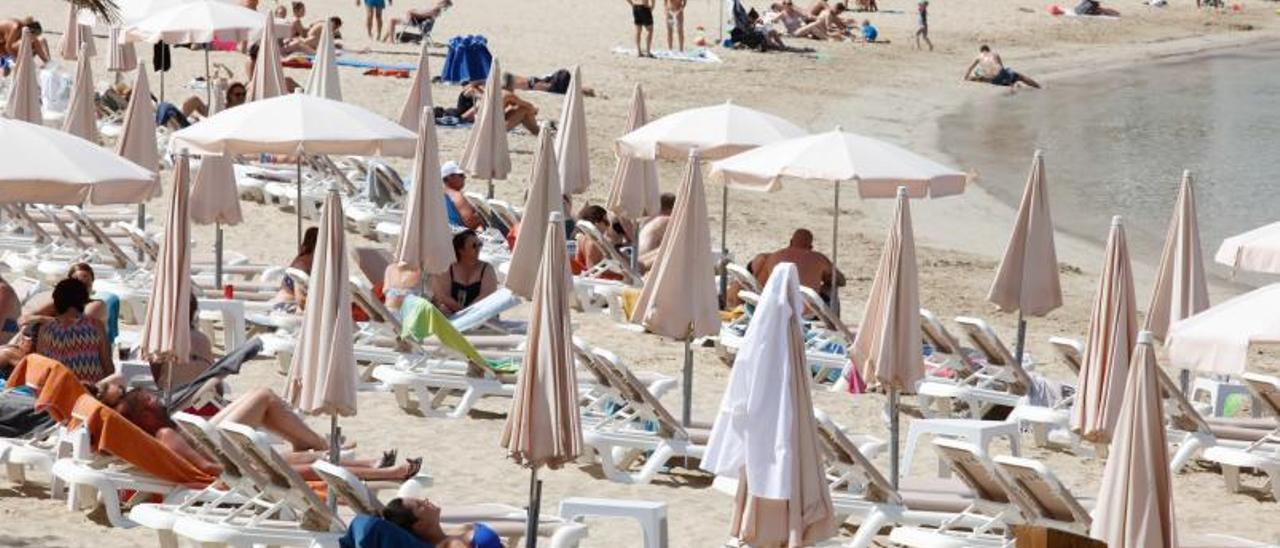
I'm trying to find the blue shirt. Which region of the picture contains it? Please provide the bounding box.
[862,24,878,42]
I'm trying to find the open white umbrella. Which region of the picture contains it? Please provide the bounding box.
[1215,221,1280,275]
[4,28,42,125]
[396,41,434,130]
[616,101,806,301]
[304,21,342,101]
[118,0,196,25]
[62,44,99,143]
[987,150,1062,368]
[125,0,263,106]
[629,149,720,425]
[139,152,192,402]
[711,127,967,310]
[0,118,157,204]
[605,84,660,221]
[459,59,511,198]
[1167,283,1280,376]
[555,66,590,195]
[190,153,243,288]
[170,92,416,246]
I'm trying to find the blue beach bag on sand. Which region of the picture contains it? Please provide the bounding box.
[441,35,492,84]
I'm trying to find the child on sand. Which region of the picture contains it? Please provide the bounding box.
[665,0,686,52]
[915,0,933,50]
[357,0,390,39]
[624,0,655,57]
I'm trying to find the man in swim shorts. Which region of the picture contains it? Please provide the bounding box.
[625,0,656,57]
[964,45,1041,89]
[357,0,390,40]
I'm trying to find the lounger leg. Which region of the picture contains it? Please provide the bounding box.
[634,444,676,485]
[1222,464,1242,493]
[548,522,590,548]
[391,385,414,411]
[154,529,179,548]
[100,487,135,528]
[849,508,890,548]
[5,462,25,484]
[591,445,632,484]
[1170,433,1207,473]
[448,388,481,419]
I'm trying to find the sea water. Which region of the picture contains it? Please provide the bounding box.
[939,45,1280,275]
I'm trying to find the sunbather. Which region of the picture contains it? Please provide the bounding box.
[964,45,1041,88]
[29,280,113,384]
[103,386,422,480]
[765,2,806,35]
[381,498,504,548]
[272,227,319,312]
[455,81,540,134]
[1074,0,1120,16]
[755,229,845,302]
[502,69,598,97]
[288,1,308,38]
[283,16,344,56]
[149,293,216,389]
[383,0,451,43]
[429,231,497,315]
[440,161,485,231]
[178,81,248,123]
[637,193,675,272]
[794,2,850,40]
[0,274,18,345]
[0,17,49,76]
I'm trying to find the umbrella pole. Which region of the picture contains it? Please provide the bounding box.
[718,0,725,44]
[681,336,693,426]
[296,156,303,249]
[718,183,729,306]
[889,387,900,490]
[487,178,494,200]
[525,468,541,548]
[135,204,146,261]
[829,179,841,317]
[159,68,165,104]
[204,46,212,110]
[215,222,224,290]
[328,416,340,509]
[1014,311,1027,368]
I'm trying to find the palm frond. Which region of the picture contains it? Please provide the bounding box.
[67,0,120,24]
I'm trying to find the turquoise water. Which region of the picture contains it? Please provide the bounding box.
[939,45,1280,270]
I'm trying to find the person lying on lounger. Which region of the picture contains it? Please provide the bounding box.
[380,497,504,548]
[99,385,422,480]
[963,45,1042,88]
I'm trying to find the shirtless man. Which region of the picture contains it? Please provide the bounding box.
[383,0,450,43]
[755,229,845,301]
[637,193,676,272]
[0,18,49,76]
[283,16,342,55]
[664,0,686,52]
[624,0,656,58]
[289,2,308,38]
[441,161,485,231]
[794,3,850,41]
[963,45,1041,88]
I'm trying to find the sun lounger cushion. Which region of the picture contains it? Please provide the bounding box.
[71,395,216,488]
[341,515,430,548]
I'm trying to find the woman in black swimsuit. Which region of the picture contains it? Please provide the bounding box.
[430,231,498,314]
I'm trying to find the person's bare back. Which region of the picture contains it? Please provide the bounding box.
[760,247,832,291]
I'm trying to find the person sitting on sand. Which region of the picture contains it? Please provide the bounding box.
[765,2,807,35]
[99,385,421,481]
[794,2,850,41]
[502,70,597,97]
[963,45,1041,88]
[755,229,846,302]
[859,19,878,42]
[456,81,540,134]
[1074,0,1120,16]
[429,231,498,315]
[178,81,248,123]
[383,0,451,43]
[283,16,343,55]
[637,193,676,272]
[288,1,308,38]
[0,18,49,76]
[805,0,831,18]
[378,497,505,548]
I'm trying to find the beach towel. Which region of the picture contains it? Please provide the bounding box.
[399,295,517,374]
[610,46,723,63]
[69,394,217,488]
[337,58,417,71]
[34,364,89,424]
[447,288,522,333]
[362,68,410,78]
[441,35,492,83]
[341,515,430,548]
[4,354,61,391]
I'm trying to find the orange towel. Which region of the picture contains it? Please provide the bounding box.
[5,354,62,391]
[70,395,216,488]
[34,366,88,424]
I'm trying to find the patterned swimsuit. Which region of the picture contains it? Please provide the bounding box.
[36,316,108,383]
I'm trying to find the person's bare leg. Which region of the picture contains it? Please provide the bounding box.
[634,25,642,56]
[213,387,328,451]
[365,7,374,38]
[676,11,685,51]
[644,26,654,55]
[665,13,674,50]
[1017,74,1041,89]
[384,18,399,42]
[374,8,385,40]
[181,96,208,118]
[293,459,421,482]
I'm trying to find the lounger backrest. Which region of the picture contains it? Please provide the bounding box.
[35,205,91,250]
[570,340,613,389]
[113,222,160,263]
[725,263,761,294]
[5,204,52,243]
[369,161,406,201]
[173,413,256,488]
[931,439,1013,505]
[920,309,961,356]
[217,421,341,532]
[1156,366,1212,435]
[811,408,902,505]
[1243,373,1280,419]
[311,460,383,515]
[285,268,311,300]
[609,362,688,440]
[812,408,858,466]
[352,247,393,288]
[799,286,856,342]
[955,317,1032,395]
[993,456,1091,531]
[65,207,136,270]
[1048,337,1084,376]
[574,222,642,286]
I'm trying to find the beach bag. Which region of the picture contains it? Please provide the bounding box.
[440,35,492,84]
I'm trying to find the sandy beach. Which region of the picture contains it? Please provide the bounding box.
[2,0,1280,545]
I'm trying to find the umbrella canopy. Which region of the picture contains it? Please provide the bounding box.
[117,0,195,25]
[107,27,139,72]
[170,93,416,157]
[616,101,806,161]
[500,211,581,469]
[139,154,193,372]
[1089,331,1178,548]
[284,186,358,417]
[629,149,721,339]
[0,118,157,204]
[125,0,263,43]
[459,58,511,181]
[1215,221,1280,275]
[249,13,285,102]
[1071,217,1138,445]
[505,125,563,299]
[606,83,660,220]
[4,29,42,125]
[395,110,455,275]
[304,21,342,101]
[987,150,1062,317]
[62,46,99,143]
[190,154,243,225]
[396,41,435,130]
[709,128,968,197]
[701,263,837,547]
[1145,171,1208,341]
[116,68,160,173]
[555,66,591,195]
[58,5,97,61]
[849,187,924,391]
[1167,283,1280,376]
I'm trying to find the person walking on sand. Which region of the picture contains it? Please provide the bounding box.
[357,0,390,40]
[914,0,933,51]
[665,0,686,52]
[625,0,655,57]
